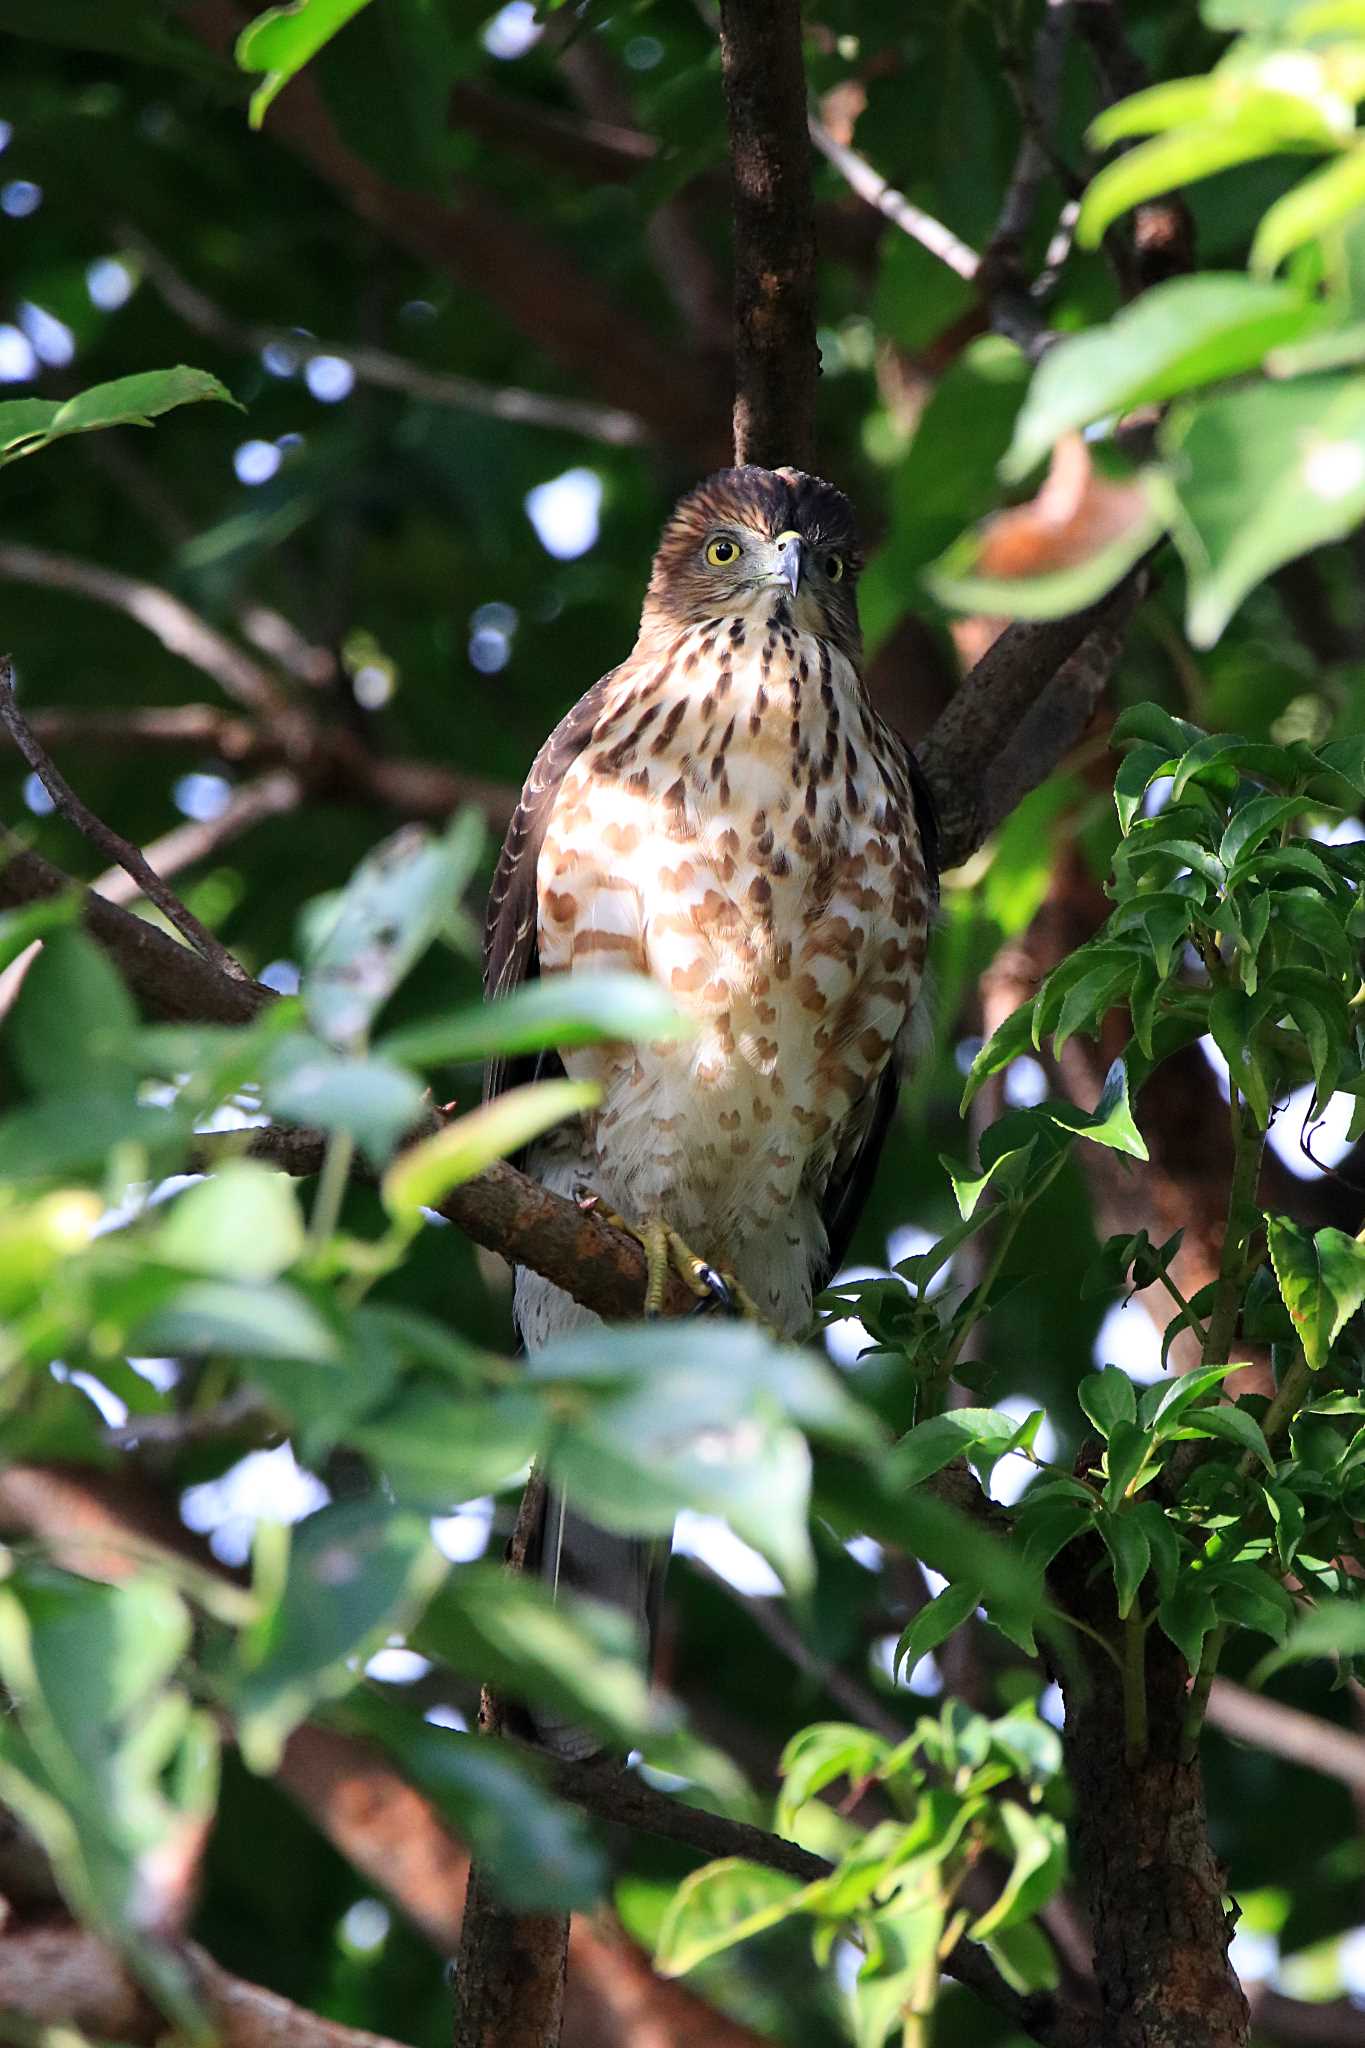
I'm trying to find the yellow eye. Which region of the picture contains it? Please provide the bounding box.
[824,553,845,582]
[705,536,740,566]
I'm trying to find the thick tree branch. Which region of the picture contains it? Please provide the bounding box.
[718,0,819,470]
[0,1927,410,2048]
[0,834,271,1024]
[916,571,1146,871]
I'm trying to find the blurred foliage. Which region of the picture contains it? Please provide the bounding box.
[2,0,1365,2044]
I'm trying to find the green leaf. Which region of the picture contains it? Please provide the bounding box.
[379,971,693,1067]
[1208,989,1273,1126]
[304,812,484,1048]
[960,1002,1039,1111]
[981,1920,1060,1996]
[10,929,137,1099]
[1079,107,1343,250]
[777,1723,891,1829]
[970,1802,1066,1937]
[1182,1401,1275,1472]
[262,1036,426,1164]
[1099,1510,1151,1617]
[887,1409,1024,1491]
[0,1569,210,2027]
[894,1579,981,1679]
[132,1278,340,1363]
[381,1079,600,1222]
[0,367,238,465]
[155,1162,306,1282]
[1254,145,1365,275]
[1157,1576,1218,1672]
[1141,1361,1241,1434]
[340,1691,605,1911]
[415,1565,660,1747]
[348,1385,543,1508]
[231,1500,447,1772]
[236,0,378,127]
[1002,277,1323,480]
[1219,794,1306,870]
[1114,743,1174,833]
[1251,1596,1365,1682]
[1157,376,1365,648]
[852,1890,945,2048]
[1078,1364,1138,1439]
[1045,1056,1149,1159]
[942,1142,1036,1220]
[1266,1215,1365,1368]
[655,1859,808,1976]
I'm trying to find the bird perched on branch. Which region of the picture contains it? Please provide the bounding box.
[483,466,937,1747]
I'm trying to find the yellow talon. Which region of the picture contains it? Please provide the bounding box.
[576,1192,765,1324]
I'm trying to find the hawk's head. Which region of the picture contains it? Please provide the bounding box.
[641,466,863,661]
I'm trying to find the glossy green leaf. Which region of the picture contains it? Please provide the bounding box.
[887,1409,1024,1491]
[852,1889,944,2048]
[894,1579,981,1678]
[1003,277,1322,480]
[1079,119,1329,251]
[236,0,378,126]
[1099,1509,1150,1617]
[1078,1364,1138,1439]
[1044,1057,1149,1159]
[1183,1401,1275,1471]
[1157,376,1365,648]
[0,367,238,464]
[1157,1576,1218,1673]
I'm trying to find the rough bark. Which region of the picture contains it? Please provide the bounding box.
[718,0,819,471]
[1051,1542,1248,2048]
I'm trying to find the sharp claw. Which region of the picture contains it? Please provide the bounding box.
[695,1264,734,1312]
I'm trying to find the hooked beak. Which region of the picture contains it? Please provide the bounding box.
[774,529,805,598]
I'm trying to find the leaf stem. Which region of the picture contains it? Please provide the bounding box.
[1201,1092,1265,1366]
[927,1154,1067,1411]
[308,1128,356,1251]
[1122,1600,1148,1765]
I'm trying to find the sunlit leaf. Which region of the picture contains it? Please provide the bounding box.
[381,1079,600,1221]
[236,0,378,127]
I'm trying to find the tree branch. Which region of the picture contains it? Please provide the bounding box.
[1206,1678,1365,1796]
[915,570,1146,871]
[90,771,302,907]
[809,116,981,282]
[0,659,249,983]
[718,0,819,470]
[0,545,295,725]
[122,226,648,448]
[182,0,725,463]
[0,1927,410,2048]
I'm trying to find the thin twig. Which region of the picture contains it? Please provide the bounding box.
[0,545,292,724]
[687,1559,908,1743]
[123,225,648,448]
[990,0,1077,260]
[809,116,980,282]
[0,660,250,982]
[1207,1678,1365,1795]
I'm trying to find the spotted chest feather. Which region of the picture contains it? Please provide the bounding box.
[532,611,931,1263]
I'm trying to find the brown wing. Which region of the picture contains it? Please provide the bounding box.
[813,744,940,1292]
[482,668,620,1111]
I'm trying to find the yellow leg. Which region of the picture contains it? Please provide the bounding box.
[576,1192,766,1324]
